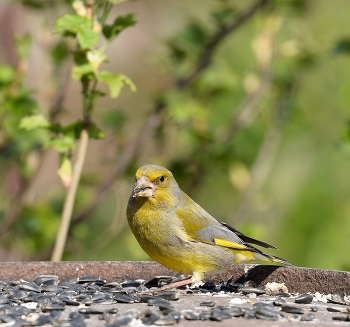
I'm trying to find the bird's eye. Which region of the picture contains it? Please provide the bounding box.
[159,175,165,182]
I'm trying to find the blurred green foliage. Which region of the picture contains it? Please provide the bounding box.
[0,0,350,271]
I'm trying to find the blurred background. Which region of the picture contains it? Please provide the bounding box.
[0,0,350,271]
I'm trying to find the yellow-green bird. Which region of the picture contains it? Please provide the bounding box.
[127,164,290,282]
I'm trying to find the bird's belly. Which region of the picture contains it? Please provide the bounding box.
[137,232,234,276]
[155,246,233,276]
[128,211,235,276]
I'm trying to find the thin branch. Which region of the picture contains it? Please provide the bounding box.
[222,71,271,142]
[51,128,89,261]
[177,0,270,88]
[232,126,282,224]
[73,0,270,221]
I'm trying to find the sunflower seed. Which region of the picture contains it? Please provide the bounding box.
[295,293,313,304]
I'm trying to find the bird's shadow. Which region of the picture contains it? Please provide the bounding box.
[232,265,281,285]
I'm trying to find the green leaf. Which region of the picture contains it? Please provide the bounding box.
[211,7,237,27]
[0,65,15,85]
[20,0,46,9]
[100,109,125,129]
[89,122,106,139]
[102,14,137,41]
[77,29,100,50]
[168,21,209,63]
[57,154,72,188]
[72,50,89,66]
[56,121,105,140]
[49,135,76,153]
[19,114,50,130]
[48,123,64,134]
[14,33,32,61]
[51,40,70,66]
[72,63,95,80]
[333,38,350,56]
[54,14,91,34]
[61,121,83,139]
[97,71,136,98]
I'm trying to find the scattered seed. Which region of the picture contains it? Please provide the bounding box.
[200,301,216,307]
[295,293,313,304]
[114,294,134,303]
[272,297,286,306]
[167,311,181,323]
[328,294,347,305]
[153,317,176,325]
[201,281,215,290]
[301,313,315,321]
[121,281,141,288]
[332,315,350,321]
[157,290,179,301]
[255,307,279,321]
[241,287,266,295]
[142,312,160,325]
[20,281,41,293]
[0,274,347,326]
[211,309,232,320]
[183,310,198,320]
[78,276,101,283]
[243,308,256,319]
[34,275,59,286]
[41,302,66,312]
[225,306,243,317]
[281,304,304,314]
[327,307,342,312]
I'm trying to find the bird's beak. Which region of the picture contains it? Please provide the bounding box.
[132,176,155,198]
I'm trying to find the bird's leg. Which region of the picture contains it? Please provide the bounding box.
[159,272,204,290]
[159,276,193,290]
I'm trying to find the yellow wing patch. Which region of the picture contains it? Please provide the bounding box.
[214,238,249,250]
[234,250,258,263]
[214,238,259,263]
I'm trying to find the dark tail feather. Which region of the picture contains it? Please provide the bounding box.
[220,221,278,249]
[261,253,293,266]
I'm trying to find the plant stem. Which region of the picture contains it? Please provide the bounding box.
[51,128,89,261]
[100,2,113,25]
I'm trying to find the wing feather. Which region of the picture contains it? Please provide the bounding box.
[175,191,268,253]
[219,221,277,249]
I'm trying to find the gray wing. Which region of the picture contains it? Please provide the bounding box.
[176,194,263,251]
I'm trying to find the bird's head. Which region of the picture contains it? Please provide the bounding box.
[132,164,181,205]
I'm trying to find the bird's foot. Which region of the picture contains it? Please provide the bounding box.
[159,276,193,290]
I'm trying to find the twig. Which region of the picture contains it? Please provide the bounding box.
[232,126,282,224]
[51,128,89,261]
[223,72,271,141]
[177,0,270,88]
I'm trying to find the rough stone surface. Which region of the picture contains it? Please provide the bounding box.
[0,261,348,294]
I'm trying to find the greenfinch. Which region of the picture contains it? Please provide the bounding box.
[127,164,290,282]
